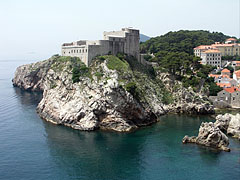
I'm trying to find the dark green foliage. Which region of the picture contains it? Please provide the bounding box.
[140,30,230,55]
[206,77,223,96]
[126,55,156,79]
[161,89,173,104]
[226,65,234,74]
[106,55,129,72]
[95,71,103,80]
[116,52,125,60]
[222,55,240,61]
[143,54,152,61]
[140,30,229,92]
[72,64,90,83]
[125,82,139,98]
[99,56,106,61]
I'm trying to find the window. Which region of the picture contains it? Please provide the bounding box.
[71,50,73,53]
[86,49,87,53]
[80,49,81,53]
[233,97,235,100]
[77,50,78,53]
[74,50,75,53]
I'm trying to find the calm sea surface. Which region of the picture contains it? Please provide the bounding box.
[0,59,239,180]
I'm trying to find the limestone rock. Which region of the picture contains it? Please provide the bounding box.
[13,55,215,132]
[182,135,196,143]
[215,113,240,140]
[183,122,230,152]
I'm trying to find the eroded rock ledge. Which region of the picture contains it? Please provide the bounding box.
[182,122,230,152]
[182,113,240,151]
[13,55,214,132]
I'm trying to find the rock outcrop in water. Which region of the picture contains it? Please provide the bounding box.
[182,122,230,152]
[215,113,240,140]
[183,113,240,151]
[13,55,214,132]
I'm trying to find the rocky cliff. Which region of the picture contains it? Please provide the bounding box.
[13,55,214,132]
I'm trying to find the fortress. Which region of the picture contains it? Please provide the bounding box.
[61,28,140,66]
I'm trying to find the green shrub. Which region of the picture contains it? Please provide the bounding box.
[125,82,139,98]
[161,89,173,105]
[143,54,152,61]
[72,64,91,83]
[95,71,103,80]
[106,55,129,72]
[116,52,125,60]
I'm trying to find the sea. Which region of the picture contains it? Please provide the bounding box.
[0,59,239,180]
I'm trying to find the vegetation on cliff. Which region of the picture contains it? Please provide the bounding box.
[140,30,231,95]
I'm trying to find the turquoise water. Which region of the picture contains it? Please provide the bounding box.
[0,60,239,180]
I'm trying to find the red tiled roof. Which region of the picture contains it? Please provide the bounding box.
[221,74,230,79]
[226,38,237,41]
[194,45,212,50]
[217,83,231,88]
[209,74,220,78]
[224,87,240,93]
[203,49,221,53]
[222,69,230,73]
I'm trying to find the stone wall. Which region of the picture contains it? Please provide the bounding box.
[231,91,240,107]
[61,28,140,66]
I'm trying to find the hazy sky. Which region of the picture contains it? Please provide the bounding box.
[0,0,239,60]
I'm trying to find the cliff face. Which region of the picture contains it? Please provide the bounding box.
[13,55,214,132]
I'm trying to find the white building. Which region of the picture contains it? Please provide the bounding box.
[200,49,221,67]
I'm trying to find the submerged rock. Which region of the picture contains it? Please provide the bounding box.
[183,122,230,152]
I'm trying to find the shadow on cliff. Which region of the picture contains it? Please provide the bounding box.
[13,86,42,107]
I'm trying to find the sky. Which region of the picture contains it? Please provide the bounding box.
[0,0,239,60]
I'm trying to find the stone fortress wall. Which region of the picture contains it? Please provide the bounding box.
[61,28,140,66]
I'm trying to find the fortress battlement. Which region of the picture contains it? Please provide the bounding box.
[61,28,140,66]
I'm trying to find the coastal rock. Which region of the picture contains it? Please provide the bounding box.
[215,114,231,132]
[183,122,230,152]
[157,73,214,115]
[215,113,240,140]
[13,55,214,132]
[182,135,196,143]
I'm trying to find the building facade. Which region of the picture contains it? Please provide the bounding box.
[213,87,240,108]
[194,38,240,67]
[61,28,140,66]
[200,49,221,67]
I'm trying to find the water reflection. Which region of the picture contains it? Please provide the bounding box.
[42,122,145,180]
[11,85,240,180]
